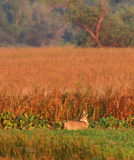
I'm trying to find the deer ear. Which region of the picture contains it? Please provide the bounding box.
[83,110,87,114]
[83,110,85,114]
[83,110,88,117]
[83,111,88,117]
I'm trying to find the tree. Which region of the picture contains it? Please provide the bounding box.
[43,0,107,47]
[0,0,134,47]
[0,0,68,46]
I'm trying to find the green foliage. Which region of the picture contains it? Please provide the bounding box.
[1,0,134,47]
[99,6,134,47]
[90,116,134,129]
[0,0,69,46]
[0,111,133,130]
[0,111,51,130]
[73,3,134,47]
[99,116,120,129]
[73,31,96,47]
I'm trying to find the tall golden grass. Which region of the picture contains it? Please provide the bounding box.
[0,47,134,120]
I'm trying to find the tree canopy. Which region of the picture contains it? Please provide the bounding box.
[0,0,134,47]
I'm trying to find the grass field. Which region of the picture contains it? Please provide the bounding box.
[0,47,133,119]
[0,47,133,160]
[0,128,133,160]
[0,47,134,95]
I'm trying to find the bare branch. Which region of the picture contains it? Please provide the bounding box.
[96,0,106,42]
[77,20,97,41]
[15,0,31,25]
[15,7,25,25]
[47,0,71,13]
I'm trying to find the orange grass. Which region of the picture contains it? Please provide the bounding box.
[0,47,134,120]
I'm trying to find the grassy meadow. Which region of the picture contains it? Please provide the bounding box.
[0,47,134,94]
[0,128,134,160]
[0,47,133,159]
[0,47,133,119]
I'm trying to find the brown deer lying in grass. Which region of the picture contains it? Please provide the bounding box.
[64,111,89,130]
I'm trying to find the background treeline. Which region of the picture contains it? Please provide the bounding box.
[0,0,134,47]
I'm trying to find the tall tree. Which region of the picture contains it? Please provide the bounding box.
[44,0,107,47]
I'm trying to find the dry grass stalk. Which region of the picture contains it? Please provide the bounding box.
[0,47,133,120]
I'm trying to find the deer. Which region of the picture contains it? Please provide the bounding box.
[64,111,89,130]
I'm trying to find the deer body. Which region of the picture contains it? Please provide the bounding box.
[64,111,89,130]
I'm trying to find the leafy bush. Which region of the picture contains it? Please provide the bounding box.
[0,111,133,130]
[0,111,51,130]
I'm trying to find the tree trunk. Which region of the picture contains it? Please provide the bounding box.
[77,20,103,47]
[77,0,106,47]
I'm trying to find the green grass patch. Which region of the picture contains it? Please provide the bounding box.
[0,128,133,160]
